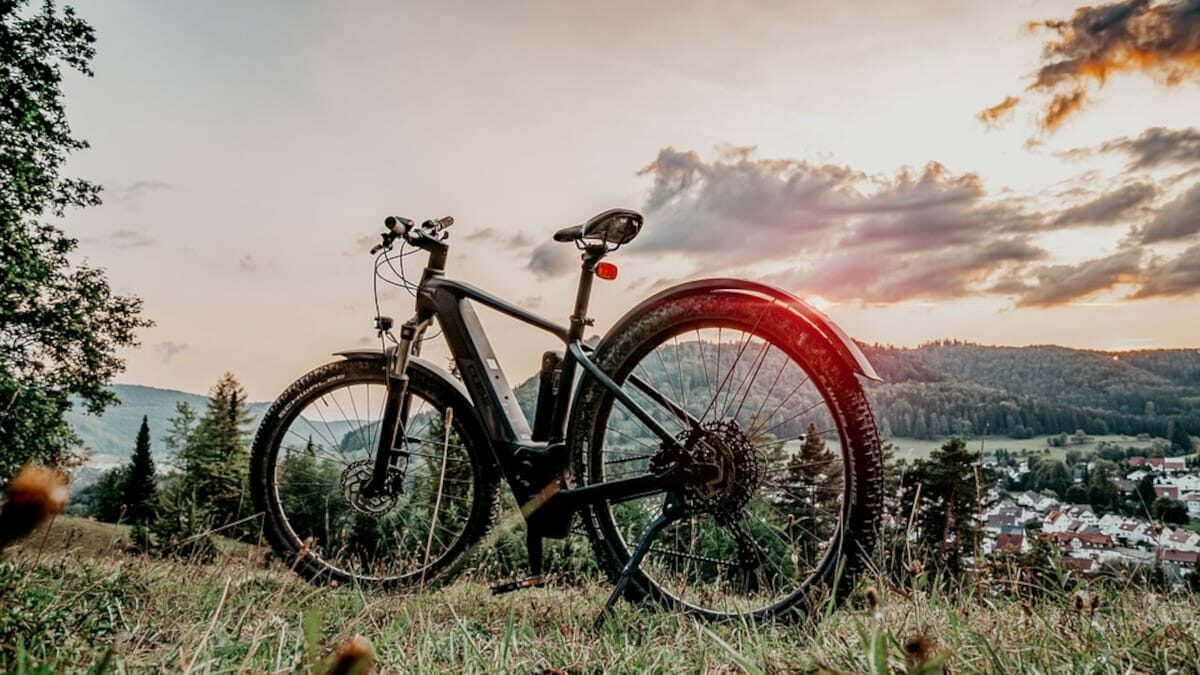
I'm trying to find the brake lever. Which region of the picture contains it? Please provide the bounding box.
[370,232,397,255]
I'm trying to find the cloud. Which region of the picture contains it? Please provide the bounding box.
[633,146,1056,302]
[977,96,1021,128]
[105,180,174,203]
[1137,182,1200,242]
[1053,182,1157,225]
[632,146,860,265]
[1015,250,1143,306]
[526,242,576,279]
[465,227,535,249]
[771,237,1044,303]
[623,145,1200,305]
[987,0,1200,132]
[1132,243,1200,297]
[108,229,157,248]
[154,341,189,362]
[1096,126,1200,168]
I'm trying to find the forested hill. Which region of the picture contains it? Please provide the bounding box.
[858,343,1200,441]
[69,345,1199,473]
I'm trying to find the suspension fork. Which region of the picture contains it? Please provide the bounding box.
[367,317,429,495]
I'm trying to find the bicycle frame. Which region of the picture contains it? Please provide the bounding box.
[368,239,713,537]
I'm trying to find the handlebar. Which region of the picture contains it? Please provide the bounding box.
[371,215,454,254]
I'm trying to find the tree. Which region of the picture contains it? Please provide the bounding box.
[121,415,157,523]
[1151,498,1189,525]
[900,437,984,576]
[1168,419,1194,454]
[93,466,128,523]
[1134,474,1157,516]
[778,423,842,561]
[0,1,150,479]
[1086,459,1119,513]
[1033,460,1071,499]
[1064,484,1089,504]
[147,378,252,557]
[175,373,253,531]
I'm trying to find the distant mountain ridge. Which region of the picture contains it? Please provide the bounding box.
[69,344,1199,476]
[66,384,270,470]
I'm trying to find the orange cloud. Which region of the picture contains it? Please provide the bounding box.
[977,96,1021,128]
[989,0,1200,132]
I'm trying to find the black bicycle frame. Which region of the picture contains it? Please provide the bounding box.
[369,239,712,525]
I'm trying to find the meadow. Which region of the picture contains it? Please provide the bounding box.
[885,434,1164,464]
[2,515,1198,674]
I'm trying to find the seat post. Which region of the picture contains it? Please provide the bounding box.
[568,245,606,341]
[549,245,607,444]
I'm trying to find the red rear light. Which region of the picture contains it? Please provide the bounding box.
[595,262,618,280]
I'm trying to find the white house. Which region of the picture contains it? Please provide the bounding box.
[1162,528,1200,552]
[1187,493,1200,517]
[1163,474,1200,493]
[1061,504,1098,525]
[1018,490,1058,512]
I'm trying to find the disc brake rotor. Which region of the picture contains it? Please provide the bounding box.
[340,459,400,516]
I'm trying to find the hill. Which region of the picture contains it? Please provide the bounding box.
[69,344,1198,482]
[860,343,1200,442]
[65,385,270,488]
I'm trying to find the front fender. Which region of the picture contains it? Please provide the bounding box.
[602,278,881,381]
[331,348,478,401]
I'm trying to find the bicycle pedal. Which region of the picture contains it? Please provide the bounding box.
[490,576,546,595]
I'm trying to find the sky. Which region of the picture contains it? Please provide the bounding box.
[55,0,1200,400]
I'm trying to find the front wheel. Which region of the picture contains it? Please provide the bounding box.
[250,357,499,588]
[570,292,883,621]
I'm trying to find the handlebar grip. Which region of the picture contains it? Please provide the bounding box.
[384,216,414,233]
[435,216,454,229]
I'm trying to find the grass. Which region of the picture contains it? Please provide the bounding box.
[886,434,1166,463]
[2,517,1199,673]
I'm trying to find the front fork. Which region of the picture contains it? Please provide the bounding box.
[366,317,428,496]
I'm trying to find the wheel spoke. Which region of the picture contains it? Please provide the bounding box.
[585,306,868,617]
[265,370,481,586]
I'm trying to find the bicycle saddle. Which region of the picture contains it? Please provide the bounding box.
[553,208,643,246]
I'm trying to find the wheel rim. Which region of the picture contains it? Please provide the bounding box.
[592,321,848,615]
[268,374,477,584]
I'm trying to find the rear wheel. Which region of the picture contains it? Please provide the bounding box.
[250,358,499,588]
[570,293,883,621]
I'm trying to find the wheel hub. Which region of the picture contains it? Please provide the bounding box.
[676,420,763,520]
[340,460,401,516]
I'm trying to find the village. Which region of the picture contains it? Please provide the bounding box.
[981,453,1200,584]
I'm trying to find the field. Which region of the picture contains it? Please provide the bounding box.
[886,434,1165,464]
[2,516,1199,673]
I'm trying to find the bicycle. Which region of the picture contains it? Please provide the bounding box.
[250,208,884,625]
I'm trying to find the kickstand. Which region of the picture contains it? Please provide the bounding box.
[593,493,685,630]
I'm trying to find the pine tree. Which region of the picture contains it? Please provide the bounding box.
[121,416,157,524]
[906,437,983,576]
[777,423,842,566]
[174,373,253,533]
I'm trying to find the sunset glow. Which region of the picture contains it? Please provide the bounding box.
[55,0,1200,398]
